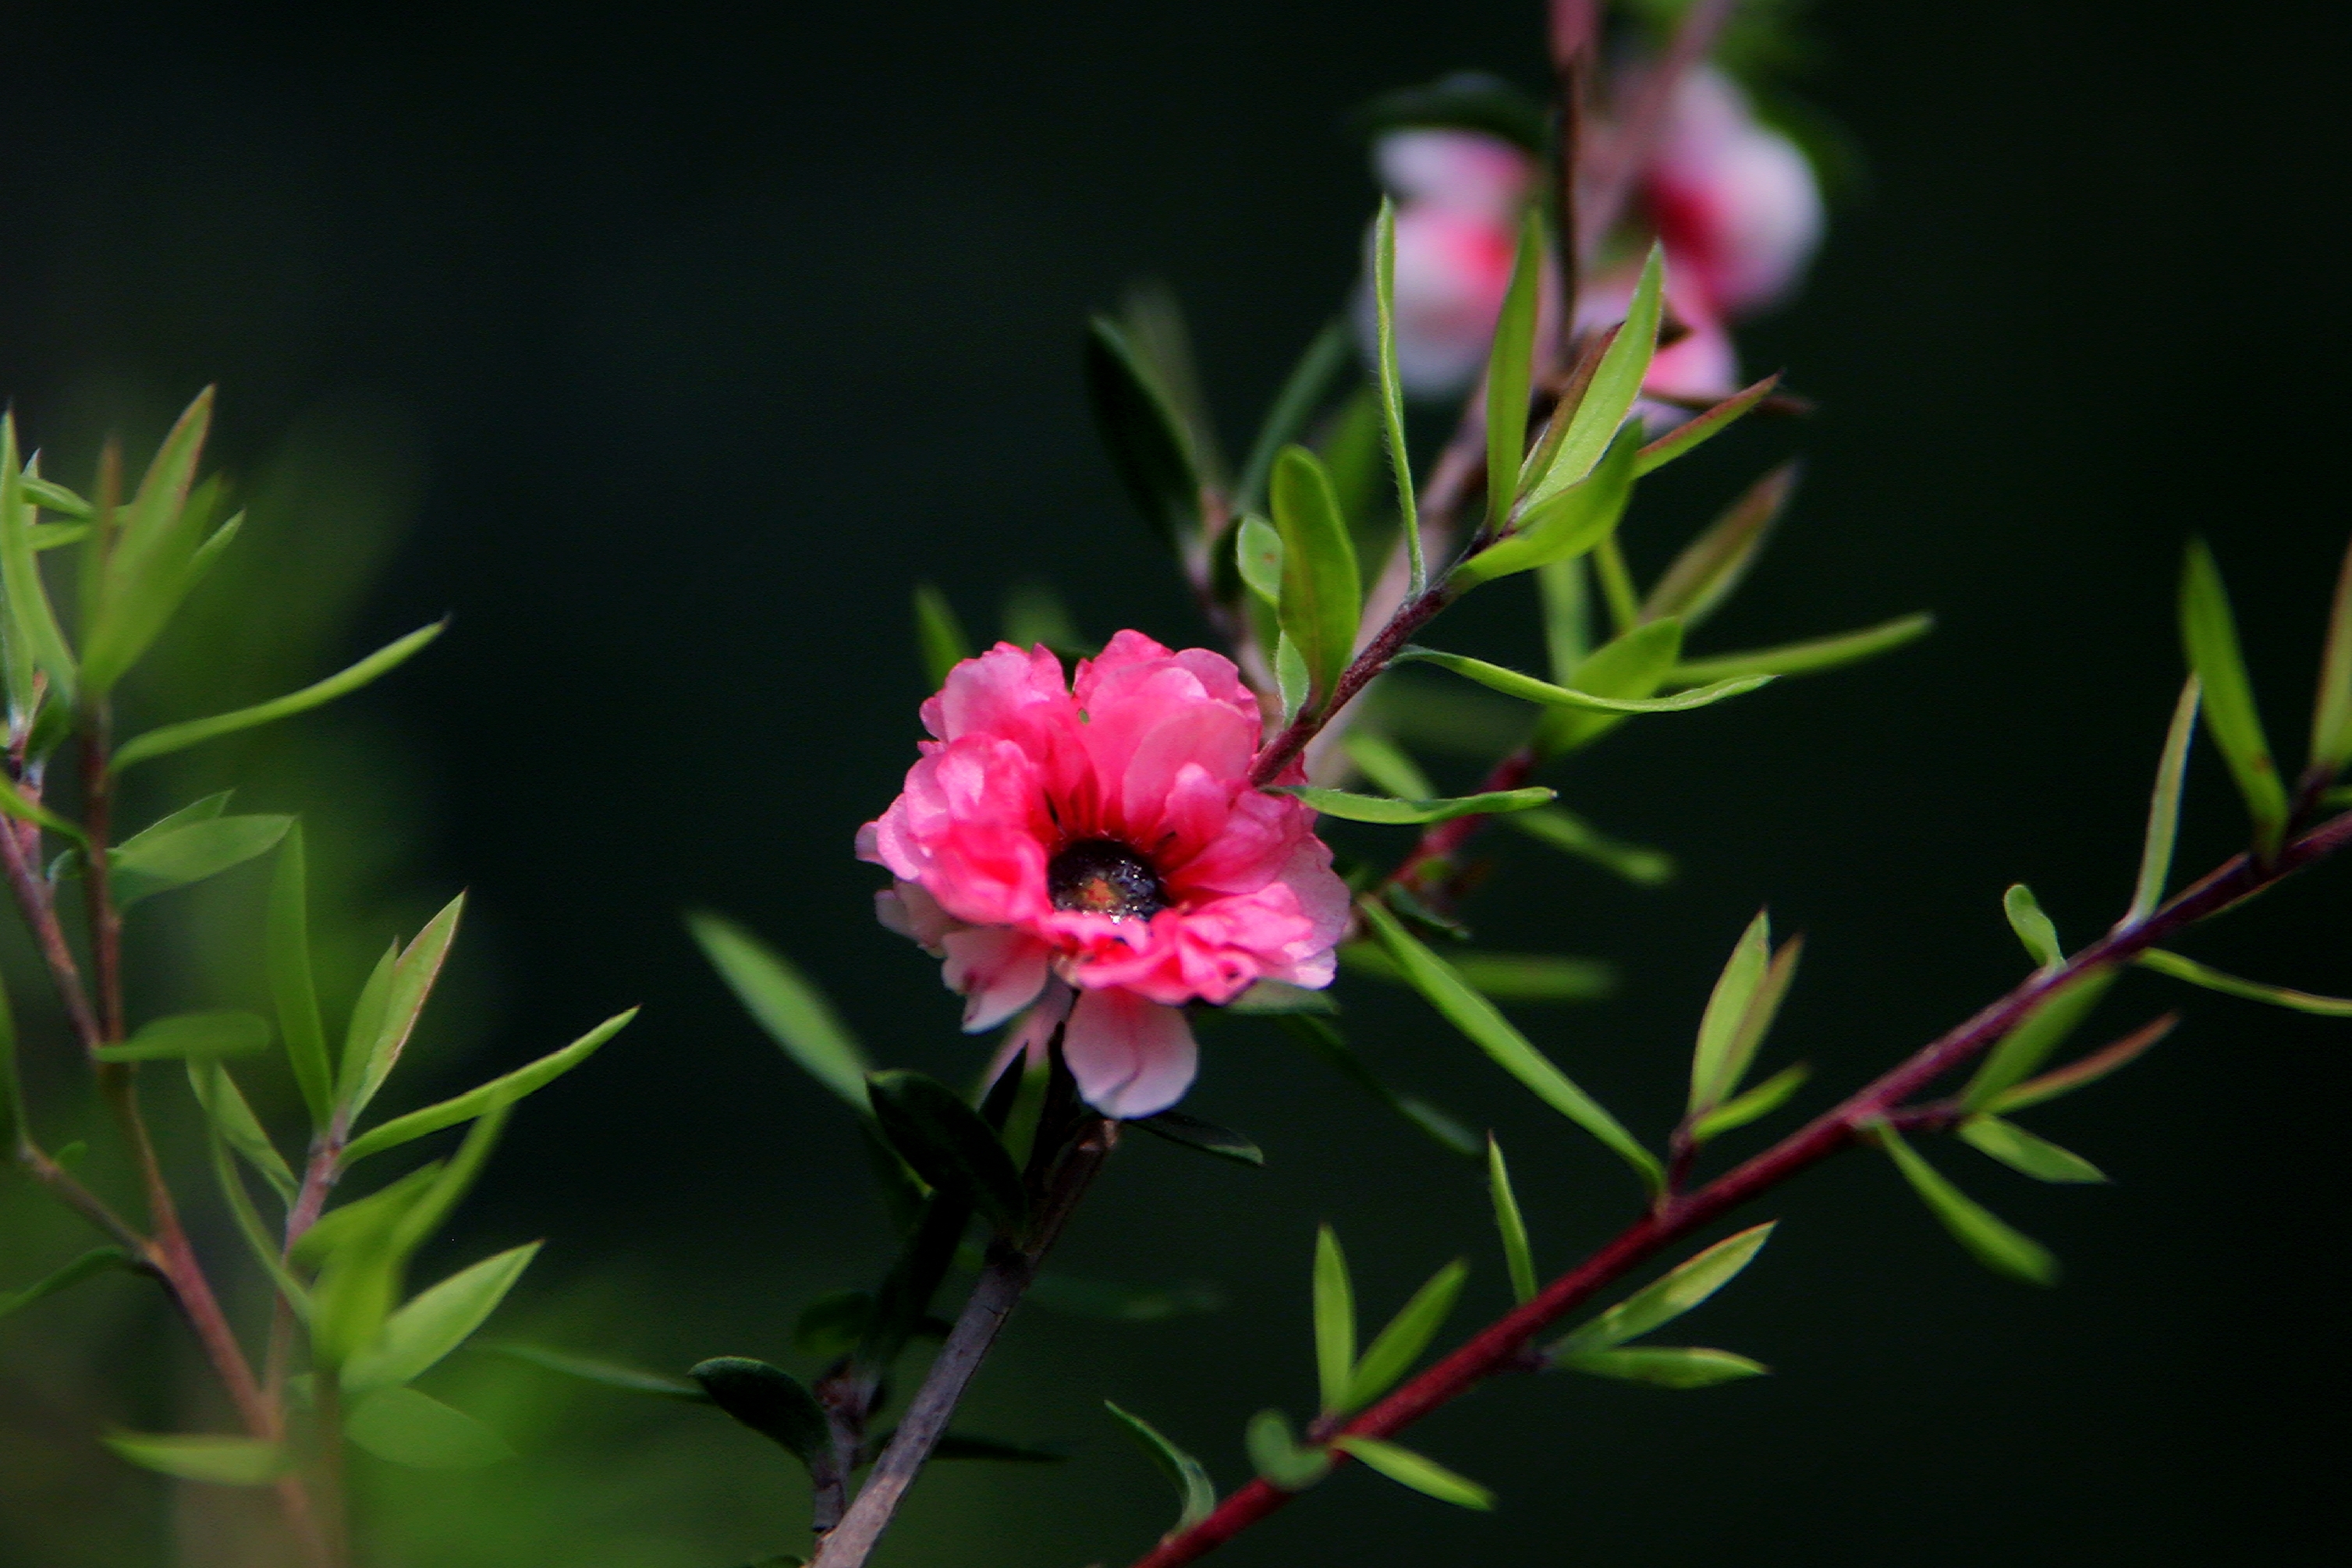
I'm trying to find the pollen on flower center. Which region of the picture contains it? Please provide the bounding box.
[1047,839,1169,923]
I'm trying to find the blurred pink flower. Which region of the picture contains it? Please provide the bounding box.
[1359,129,1541,398]
[858,631,1350,1119]
[1640,66,1823,320]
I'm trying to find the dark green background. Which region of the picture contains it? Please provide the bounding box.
[5,2,2349,1563]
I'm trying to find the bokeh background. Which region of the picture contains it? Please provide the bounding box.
[5,2,2350,1564]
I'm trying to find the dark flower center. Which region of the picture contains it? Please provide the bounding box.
[1048,839,1169,923]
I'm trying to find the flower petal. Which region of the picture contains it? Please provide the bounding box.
[1062,988,1198,1119]
[942,928,1052,1033]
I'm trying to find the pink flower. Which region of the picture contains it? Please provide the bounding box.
[1358,129,1542,398]
[1641,66,1823,321]
[858,631,1350,1119]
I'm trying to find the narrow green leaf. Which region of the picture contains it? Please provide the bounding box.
[1399,644,1768,715]
[1339,729,1434,799]
[1346,1259,1467,1411]
[1,416,80,707]
[96,1011,271,1062]
[1641,462,1797,629]
[1957,1116,2108,1183]
[342,1008,635,1165]
[867,1070,1027,1233]
[29,522,91,550]
[2311,532,2352,779]
[293,1163,442,1269]
[344,1386,513,1470]
[197,1107,312,1318]
[1963,970,2116,1110]
[1483,209,1545,534]
[1027,1274,1222,1321]
[692,1358,831,1468]
[2136,948,2352,1016]
[20,474,93,517]
[1556,1346,1767,1388]
[1332,1435,1494,1510]
[1357,899,1661,1189]
[1085,315,1201,548]
[1276,783,1555,825]
[1633,372,1783,476]
[1871,1121,2058,1286]
[109,814,291,908]
[1312,1225,1356,1415]
[112,621,445,772]
[0,773,85,846]
[80,391,216,697]
[105,1433,287,1486]
[2003,884,2063,970]
[1540,555,1591,681]
[1275,1013,1480,1159]
[1371,199,1423,593]
[1985,1014,2176,1115]
[1487,1137,1537,1305]
[340,893,464,1119]
[2180,539,2288,857]
[1245,1408,1331,1491]
[2,1247,129,1321]
[1450,424,1641,589]
[1522,244,1665,509]
[2127,677,2201,924]
[1269,445,1360,710]
[1687,912,1771,1116]
[912,584,972,688]
[476,1340,706,1399]
[688,911,872,1111]
[337,942,399,1112]
[1105,1401,1219,1532]
[1343,945,1614,1003]
[1502,805,1676,886]
[185,1060,296,1205]
[1132,1107,1263,1167]
[1669,612,1934,686]
[343,1243,542,1395]
[1238,320,1352,517]
[1552,1224,1775,1355]
[1688,1062,1809,1143]
[267,822,333,1130]
[1534,617,1683,757]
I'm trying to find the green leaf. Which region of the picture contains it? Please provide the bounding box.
[1984,1014,2175,1115]
[1339,729,1434,800]
[29,522,91,550]
[1870,1121,2058,1286]
[2,1247,129,1321]
[266,823,333,1130]
[20,474,93,517]
[80,392,219,697]
[2003,884,2063,970]
[1539,554,1591,679]
[1483,209,1545,534]
[1957,1116,2108,1183]
[1274,1013,1480,1159]
[2312,533,2352,779]
[1275,783,1556,825]
[185,1059,296,1205]
[339,893,464,1119]
[1311,1225,1356,1415]
[95,1011,271,1062]
[1332,1435,1493,1510]
[1555,1346,1767,1388]
[1270,445,1361,711]
[1274,633,1310,725]
[0,772,86,846]
[476,1340,707,1399]
[293,1163,442,1268]
[2180,539,2288,857]
[342,1008,634,1165]
[867,1070,1027,1233]
[1346,1259,1467,1412]
[1371,199,1423,593]
[1641,462,1797,630]
[690,1357,831,1468]
[1501,805,1676,886]
[1962,970,2116,1110]
[1633,372,1783,476]
[1222,979,1336,1015]
[1688,912,1771,1117]
[2135,948,2352,1016]
[111,621,445,773]
[104,1432,287,1486]
[1449,424,1641,590]
[1086,315,1201,548]
[343,1243,542,1395]
[1244,1408,1331,1492]
[2,415,81,708]
[1132,1107,1263,1167]
[2126,677,2201,924]
[912,584,972,688]
[1105,1400,1218,1534]
[687,912,872,1111]
[1531,617,1694,757]
[1687,1062,1809,1143]
[1342,945,1616,1004]
[1027,1273,1223,1321]
[343,1386,513,1470]
[1399,644,1768,716]
[1552,1224,1775,1355]
[1669,612,1934,686]
[1235,515,1284,607]
[1487,1137,1537,1305]
[1522,245,1664,512]
[197,1106,312,1319]
[1238,320,1352,517]
[1358,899,1662,1189]
[109,814,291,908]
